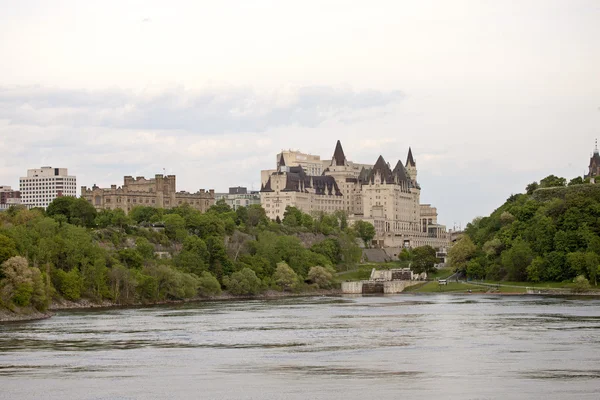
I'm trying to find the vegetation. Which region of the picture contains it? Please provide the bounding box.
[0,201,366,313]
[456,175,600,287]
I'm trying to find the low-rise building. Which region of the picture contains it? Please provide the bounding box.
[20,167,77,209]
[81,174,214,213]
[0,186,21,211]
[215,187,261,211]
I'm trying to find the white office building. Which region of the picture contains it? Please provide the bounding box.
[19,167,77,208]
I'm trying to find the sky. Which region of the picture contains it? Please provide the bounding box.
[0,0,599,227]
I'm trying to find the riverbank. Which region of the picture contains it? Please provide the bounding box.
[1,288,342,323]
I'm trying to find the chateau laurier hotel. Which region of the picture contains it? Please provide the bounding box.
[261,141,450,249]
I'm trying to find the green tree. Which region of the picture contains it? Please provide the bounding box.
[246,205,268,227]
[572,275,591,293]
[526,256,545,283]
[352,220,376,248]
[568,176,584,186]
[82,258,109,300]
[0,234,17,266]
[46,196,76,220]
[209,199,232,214]
[136,237,155,259]
[273,262,298,291]
[308,265,334,289]
[198,271,222,296]
[448,236,477,271]
[282,206,303,227]
[501,238,533,281]
[118,248,144,269]
[411,246,438,275]
[163,214,187,241]
[54,267,84,301]
[224,268,262,295]
[466,259,485,280]
[539,175,566,188]
[525,181,539,195]
[69,198,97,227]
[0,256,33,307]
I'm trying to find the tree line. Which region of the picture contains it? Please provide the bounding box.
[449,175,600,287]
[0,198,368,313]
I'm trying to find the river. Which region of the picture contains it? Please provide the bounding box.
[1,294,599,399]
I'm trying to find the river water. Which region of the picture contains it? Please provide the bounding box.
[1,295,599,400]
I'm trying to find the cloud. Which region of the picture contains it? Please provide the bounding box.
[0,85,404,133]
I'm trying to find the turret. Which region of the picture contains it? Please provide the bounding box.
[405,147,417,183]
[330,140,347,167]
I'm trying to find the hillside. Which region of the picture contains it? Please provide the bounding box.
[451,176,600,287]
[0,199,363,317]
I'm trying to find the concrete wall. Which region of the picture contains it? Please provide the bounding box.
[383,280,420,293]
[341,280,420,294]
[341,281,363,294]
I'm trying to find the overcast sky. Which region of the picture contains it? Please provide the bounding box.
[1,0,599,227]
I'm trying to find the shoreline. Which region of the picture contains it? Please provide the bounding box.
[1,289,342,323]
[3,288,599,323]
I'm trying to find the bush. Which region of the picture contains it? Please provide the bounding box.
[54,268,84,301]
[198,271,222,297]
[308,266,334,289]
[572,275,591,293]
[224,268,262,295]
[273,262,298,292]
[1,256,34,307]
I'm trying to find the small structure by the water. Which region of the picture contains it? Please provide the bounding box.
[342,268,424,294]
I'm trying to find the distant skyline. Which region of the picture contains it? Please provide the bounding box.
[1,0,599,226]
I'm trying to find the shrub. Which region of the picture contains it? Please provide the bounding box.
[198,272,222,297]
[224,268,262,295]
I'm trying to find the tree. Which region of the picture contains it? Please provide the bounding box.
[46,196,76,220]
[308,266,334,289]
[411,246,438,275]
[282,206,303,227]
[209,199,232,214]
[448,236,476,271]
[0,234,17,266]
[352,220,375,248]
[118,248,144,269]
[163,214,187,241]
[572,275,591,293]
[198,271,222,296]
[466,259,485,280]
[501,238,533,281]
[569,177,584,186]
[246,205,268,227]
[539,175,566,188]
[525,182,539,195]
[0,256,34,307]
[526,257,544,283]
[224,268,262,295]
[136,237,155,259]
[54,267,84,301]
[273,262,298,291]
[69,198,97,227]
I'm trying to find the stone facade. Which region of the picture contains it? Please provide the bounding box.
[261,140,450,249]
[81,174,214,213]
[586,140,600,178]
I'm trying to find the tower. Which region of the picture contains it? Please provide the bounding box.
[405,147,417,183]
[587,139,600,178]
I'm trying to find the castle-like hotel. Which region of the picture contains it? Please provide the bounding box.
[260,141,450,248]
